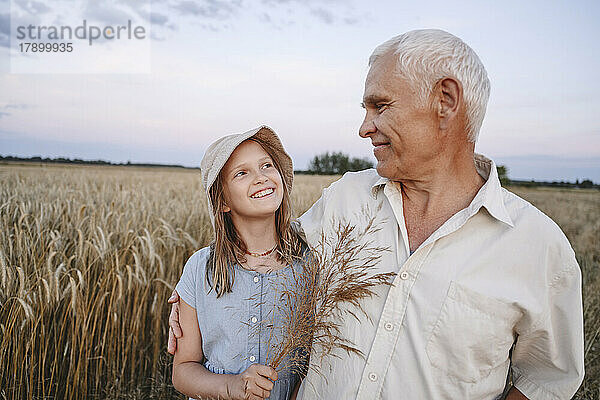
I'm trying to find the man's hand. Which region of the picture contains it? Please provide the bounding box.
[226,364,278,400]
[167,290,182,355]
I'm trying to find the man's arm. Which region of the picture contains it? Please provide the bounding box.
[510,261,584,399]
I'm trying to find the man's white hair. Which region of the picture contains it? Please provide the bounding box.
[369,29,490,142]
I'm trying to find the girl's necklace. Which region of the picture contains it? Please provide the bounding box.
[245,245,277,257]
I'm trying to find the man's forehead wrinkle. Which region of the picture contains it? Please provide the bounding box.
[363,75,394,103]
[364,64,399,103]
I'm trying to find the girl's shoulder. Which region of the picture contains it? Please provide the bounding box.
[176,246,213,307]
[191,245,212,260]
[183,246,212,273]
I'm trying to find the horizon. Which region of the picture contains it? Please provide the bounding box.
[1,0,599,183]
[2,152,598,184]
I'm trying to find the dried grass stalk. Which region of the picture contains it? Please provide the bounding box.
[261,214,395,379]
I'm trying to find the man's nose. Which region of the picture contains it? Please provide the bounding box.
[359,116,376,138]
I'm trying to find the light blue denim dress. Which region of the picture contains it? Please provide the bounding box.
[176,246,305,400]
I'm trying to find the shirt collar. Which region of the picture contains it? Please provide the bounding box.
[371,176,388,197]
[369,153,514,227]
[471,153,514,227]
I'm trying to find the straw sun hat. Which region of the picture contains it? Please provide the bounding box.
[200,125,294,226]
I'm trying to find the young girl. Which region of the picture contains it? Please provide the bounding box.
[171,126,306,400]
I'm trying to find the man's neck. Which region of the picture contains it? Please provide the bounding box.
[398,151,485,252]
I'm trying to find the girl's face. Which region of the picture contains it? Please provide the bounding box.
[220,140,284,222]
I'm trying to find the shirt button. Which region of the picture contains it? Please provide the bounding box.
[249,355,256,362]
[251,316,258,323]
[384,322,394,331]
[369,372,378,382]
[253,276,260,283]
[400,271,409,280]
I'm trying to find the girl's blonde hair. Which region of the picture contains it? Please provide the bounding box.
[206,137,303,297]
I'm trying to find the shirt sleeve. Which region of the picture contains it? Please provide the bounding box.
[175,251,200,309]
[511,260,585,400]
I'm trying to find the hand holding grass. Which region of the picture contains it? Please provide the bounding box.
[226,364,278,400]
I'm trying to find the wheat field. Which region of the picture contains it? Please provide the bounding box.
[0,163,598,399]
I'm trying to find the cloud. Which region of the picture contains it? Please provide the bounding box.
[150,12,169,26]
[0,12,9,35]
[3,103,31,110]
[199,22,222,32]
[261,0,311,4]
[310,7,334,24]
[150,31,166,41]
[0,103,32,118]
[135,8,170,27]
[259,0,359,26]
[84,2,137,25]
[260,12,271,23]
[0,12,8,47]
[114,0,358,33]
[172,0,242,20]
[14,0,51,15]
[343,16,358,25]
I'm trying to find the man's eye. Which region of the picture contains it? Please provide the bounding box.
[376,103,389,111]
[262,163,273,169]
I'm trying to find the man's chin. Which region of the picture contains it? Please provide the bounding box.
[375,161,392,179]
[375,162,400,181]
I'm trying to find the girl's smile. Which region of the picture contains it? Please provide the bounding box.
[250,187,275,199]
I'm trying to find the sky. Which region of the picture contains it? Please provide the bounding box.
[0,0,599,182]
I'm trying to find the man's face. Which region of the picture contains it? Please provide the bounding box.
[359,53,441,181]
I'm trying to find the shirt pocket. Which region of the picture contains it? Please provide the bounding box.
[425,281,520,383]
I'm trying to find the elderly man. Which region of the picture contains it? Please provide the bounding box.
[168,29,584,399]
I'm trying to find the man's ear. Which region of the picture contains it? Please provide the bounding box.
[223,203,231,213]
[435,77,462,131]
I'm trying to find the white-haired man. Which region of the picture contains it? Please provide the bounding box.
[168,29,584,399]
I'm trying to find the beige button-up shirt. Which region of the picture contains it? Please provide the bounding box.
[297,154,584,400]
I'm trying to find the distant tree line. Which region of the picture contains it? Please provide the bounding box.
[298,154,598,189]
[509,178,597,189]
[0,155,196,169]
[496,165,598,189]
[303,152,374,175]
